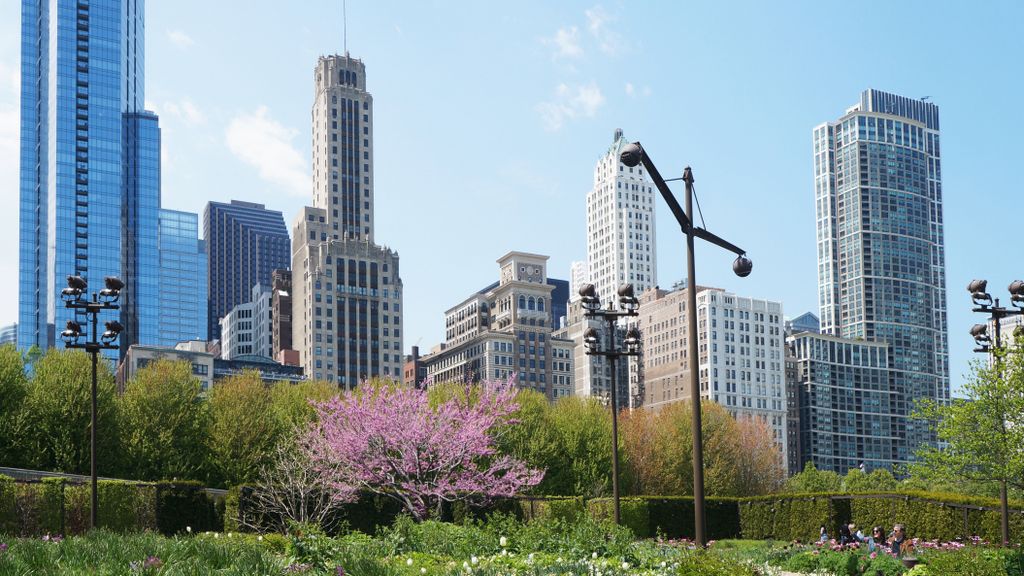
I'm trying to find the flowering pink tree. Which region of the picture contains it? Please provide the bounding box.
[300,377,543,520]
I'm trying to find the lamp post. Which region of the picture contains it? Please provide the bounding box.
[619,142,752,547]
[966,278,1024,546]
[60,274,125,530]
[578,282,642,525]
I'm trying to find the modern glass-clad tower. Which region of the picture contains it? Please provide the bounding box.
[18,0,158,358]
[813,89,949,463]
[203,200,290,341]
[157,209,208,346]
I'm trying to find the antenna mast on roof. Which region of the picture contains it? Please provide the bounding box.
[343,0,348,56]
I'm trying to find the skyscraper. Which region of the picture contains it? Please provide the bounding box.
[18,0,158,357]
[155,209,208,346]
[204,200,290,341]
[292,54,404,386]
[812,89,949,466]
[586,129,657,305]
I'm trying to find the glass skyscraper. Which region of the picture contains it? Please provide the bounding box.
[157,209,208,346]
[812,89,949,465]
[18,0,159,358]
[203,200,290,341]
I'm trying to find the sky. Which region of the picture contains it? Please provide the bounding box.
[1,0,1022,395]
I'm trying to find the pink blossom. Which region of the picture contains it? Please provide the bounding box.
[301,377,543,520]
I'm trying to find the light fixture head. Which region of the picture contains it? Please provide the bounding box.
[970,323,990,343]
[968,279,993,306]
[101,320,124,343]
[967,279,988,294]
[619,142,643,168]
[579,283,600,311]
[618,283,639,310]
[733,255,753,278]
[60,319,82,344]
[1009,280,1024,307]
[62,275,87,301]
[67,275,87,291]
[583,327,600,351]
[99,276,124,302]
[624,326,642,350]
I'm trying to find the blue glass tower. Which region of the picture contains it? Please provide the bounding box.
[18,0,159,358]
[813,89,949,466]
[203,201,290,341]
[157,209,208,346]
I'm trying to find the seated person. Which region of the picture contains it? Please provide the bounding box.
[888,523,908,556]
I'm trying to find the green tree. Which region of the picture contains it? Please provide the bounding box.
[842,468,897,493]
[0,344,28,467]
[269,379,338,434]
[118,359,210,481]
[545,396,613,497]
[912,348,1024,543]
[494,389,560,494]
[207,370,282,487]
[20,348,120,475]
[786,462,842,493]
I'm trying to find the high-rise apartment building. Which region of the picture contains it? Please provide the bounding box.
[638,285,788,455]
[812,89,949,467]
[568,261,589,305]
[586,129,657,306]
[0,324,16,347]
[421,252,575,399]
[789,332,896,472]
[18,0,160,358]
[204,200,290,341]
[292,55,404,385]
[155,209,208,346]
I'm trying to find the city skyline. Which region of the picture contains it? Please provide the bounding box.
[2,1,1023,393]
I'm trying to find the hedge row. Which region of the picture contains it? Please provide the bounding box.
[0,474,222,536]
[739,492,1024,543]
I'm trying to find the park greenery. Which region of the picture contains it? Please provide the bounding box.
[2,342,1024,574]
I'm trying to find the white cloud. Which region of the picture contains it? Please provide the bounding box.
[167,29,195,49]
[154,98,206,126]
[225,106,310,197]
[585,5,627,56]
[536,82,605,131]
[625,82,634,96]
[544,26,584,59]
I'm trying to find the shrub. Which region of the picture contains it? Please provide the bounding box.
[0,474,16,534]
[643,496,740,540]
[586,497,649,537]
[155,481,222,535]
[920,547,1009,576]
[97,480,156,532]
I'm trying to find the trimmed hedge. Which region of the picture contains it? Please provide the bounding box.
[587,497,651,537]
[0,474,16,534]
[155,481,222,535]
[644,497,741,541]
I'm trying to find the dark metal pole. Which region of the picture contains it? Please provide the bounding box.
[993,309,1009,546]
[607,315,621,526]
[683,167,706,547]
[90,294,98,530]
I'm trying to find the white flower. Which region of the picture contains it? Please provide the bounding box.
[527,553,535,562]
[463,561,469,568]
[471,556,478,565]
[421,569,426,574]
[257,535,263,541]
[556,557,563,563]
[660,561,666,568]
[407,558,414,566]
[592,552,598,559]
[621,562,629,570]
[228,532,233,538]
[501,549,507,556]
[213,533,219,539]
[499,536,507,547]
[185,526,192,533]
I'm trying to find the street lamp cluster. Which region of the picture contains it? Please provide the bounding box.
[578,282,643,525]
[966,278,1024,546]
[60,274,126,530]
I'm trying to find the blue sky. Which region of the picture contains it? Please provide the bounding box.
[1,1,1022,394]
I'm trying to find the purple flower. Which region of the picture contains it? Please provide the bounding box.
[336,567,346,576]
[144,556,163,569]
[0,542,7,554]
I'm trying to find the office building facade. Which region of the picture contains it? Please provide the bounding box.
[18,0,160,358]
[638,285,787,455]
[814,89,949,465]
[156,209,207,346]
[271,269,293,358]
[204,200,290,341]
[586,129,657,306]
[292,55,404,385]
[422,252,575,399]
[219,283,272,360]
[0,324,16,347]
